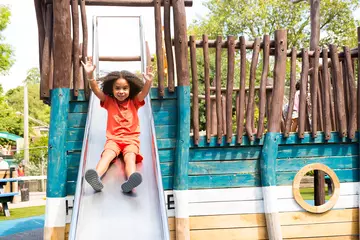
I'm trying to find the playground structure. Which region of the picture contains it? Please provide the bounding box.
[34,0,360,239]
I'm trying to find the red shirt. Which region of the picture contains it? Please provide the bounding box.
[100,95,145,145]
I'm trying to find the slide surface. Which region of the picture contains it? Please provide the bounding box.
[69,93,169,240]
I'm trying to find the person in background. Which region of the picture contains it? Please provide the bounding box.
[17,162,25,189]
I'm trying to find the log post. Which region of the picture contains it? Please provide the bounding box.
[190,36,199,145]
[164,0,175,92]
[71,0,80,97]
[298,49,309,139]
[311,47,320,138]
[322,48,331,140]
[154,0,165,96]
[284,47,297,137]
[236,36,247,144]
[215,36,223,144]
[80,0,90,99]
[226,36,235,143]
[203,35,211,142]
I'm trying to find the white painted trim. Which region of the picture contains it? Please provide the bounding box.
[262,186,279,214]
[174,190,189,219]
[45,197,66,227]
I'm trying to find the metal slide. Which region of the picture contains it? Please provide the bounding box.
[69,15,170,240]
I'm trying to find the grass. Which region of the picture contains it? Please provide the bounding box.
[0,205,45,221]
[300,187,331,201]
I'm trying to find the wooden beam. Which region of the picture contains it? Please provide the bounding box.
[45,0,193,7]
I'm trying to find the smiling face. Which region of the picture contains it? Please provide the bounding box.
[112,78,130,102]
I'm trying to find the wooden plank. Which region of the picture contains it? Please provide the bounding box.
[298,49,309,138]
[311,47,320,138]
[69,90,86,101]
[163,0,174,92]
[190,146,261,161]
[71,0,80,97]
[189,226,267,239]
[68,113,87,128]
[34,0,45,73]
[225,36,235,143]
[66,152,81,168]
[67,167,79,182]
[155,125,176,139]
[322,49,331,139]
[66,141,83,151]
[153,110,177,125]
[158,149,175,162]
[66,181,76,195]
[203,35,211,143]
[357,27,360,130]
[154,0,164,97]
[190,35,199,145]
[151,99,176,112]
[79,0,90,99]
[236,36,247,144]
[157,138,176,149]
[66,128,85,141]
[150,87,177,99]
[69,102,88,113]
[257,35,270,138]
[215,36,223,144]
[246,37,260,141]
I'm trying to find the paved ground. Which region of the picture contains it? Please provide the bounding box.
[9,192,46,209]
[0,228,43,240]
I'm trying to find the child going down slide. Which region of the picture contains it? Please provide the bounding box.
[81,57,153,193]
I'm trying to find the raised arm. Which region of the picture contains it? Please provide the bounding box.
[81,57,106,102]
[137,66,154,102]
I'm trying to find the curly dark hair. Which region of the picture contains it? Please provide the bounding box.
[100,70,144,99]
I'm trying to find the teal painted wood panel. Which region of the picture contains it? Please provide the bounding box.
[153,110,177,125]
[192,135,263,147]
[158,149,175,162]
[66,128,85,142]
[277,155,358,171]
[69,102,88,113]
[277,143,358,159]
[150,88,177,99]
[69,90,86,101]
[68,113,87,128]
[67,152,81,168]
[66,141,83,151]
[152,99,177,112]
[155,125,176,139]
[67,167,79,182]
[276,169,359,185]
[157,139,177,149]
[190,147,261,161]
[66,181,76,195]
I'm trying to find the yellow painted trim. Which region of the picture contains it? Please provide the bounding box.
[44,226,66,240]
[292,163,340,213]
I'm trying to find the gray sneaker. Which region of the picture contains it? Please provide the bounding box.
[121,172,142,193]
[85,169,104,192]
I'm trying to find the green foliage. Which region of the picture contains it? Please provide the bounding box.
[0,84,22,138]
[0,5,14,75]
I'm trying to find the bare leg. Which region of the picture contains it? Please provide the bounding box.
[96,149,117,177]
[123,152,136,179]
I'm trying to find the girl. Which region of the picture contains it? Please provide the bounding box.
[81,57,153,193]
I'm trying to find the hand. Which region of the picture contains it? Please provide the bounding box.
[81,56,96,80]
[142,66,154,82]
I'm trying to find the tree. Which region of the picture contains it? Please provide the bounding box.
[188,0,360,48]
[0,5,14,75]
[0,84,22,138]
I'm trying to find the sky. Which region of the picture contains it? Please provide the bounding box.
[0,0,208,92]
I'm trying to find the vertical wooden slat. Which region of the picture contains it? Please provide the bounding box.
[329,44,347,138]
[284,47,297,137]
[80,0,89,99]
[215,36,223,144]
[322,49,331,139]
[203,35,211,143]
[222,95,227,136]
[341,62,350,127]
[257,35,270,139]
[245,38,261,141]
[34,0,45,73]
[71,0,80,97]
[226,36,235,143]
[211,98,217,135]
[317,71,324,131]
[154,0,165,96]
[344,46,356,139]
[236,36,247,144]
[329,70,337,131]
[298,49,309,139]
[189,36,199,145]
[311,47,320,138]
[164,0,175,92]
[357,27,360,130]
[40,4,53,99]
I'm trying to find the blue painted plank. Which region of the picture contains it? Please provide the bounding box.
[151,99,177,112]
[66,128,85,142]
[277,155,359,171]
[260,132,279,187]
[68,113,87,128]
[158,149,175,162]
[155,125,176,139]
[190,147,262,161]
[161,160,259,176]
[67,152,81,168]
[150,87,177,99]
[157,139,177,149]
[66,181,76,195]
[66,141,83,151]
[277,143,358,159]
[69,90,86,101]
[279,131,358,145]
[153,110,177,125]
[67,167,79,182]
[277,169,359,185]
[69,102,88,113]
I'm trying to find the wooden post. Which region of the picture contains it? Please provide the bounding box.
[44,1,72,239]
[246,38,260,141]
[80,0,90,99]
[261,29,287,240]
[172,1,190,239]
[317,71,324,131]
[34,0,45,73]
[154,0,165,96]
[357,27,360,130]
[203,35,211,143]
[311,47,320,138]
[329,44,347,138]
[164,0,175,92]
[215,36,223,144]
[226,36,235,143]
[71,0,80,97]
[190,36,199,145]
[298,49,309,139]
[343,46,356,139]
[236,36,247,144]
[284,47,297,137]
[211,98,217,135]
[257,35,270,139]
[322,48,331,140]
